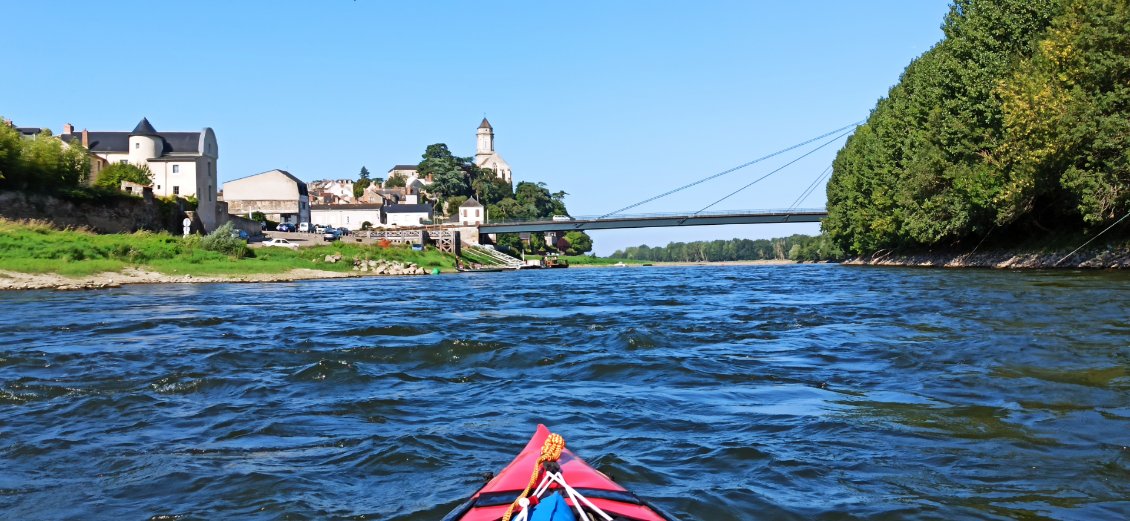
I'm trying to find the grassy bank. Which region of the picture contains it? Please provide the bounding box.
[0,220,456,277]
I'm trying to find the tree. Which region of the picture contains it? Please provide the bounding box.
[359,166,370,181]
[94,163,152,190]
[385,174,406,188]
[562,231,593,255]
[825,0,1064,254]
[0,121,20,184]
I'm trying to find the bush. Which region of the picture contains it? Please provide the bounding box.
[199,222,249,257]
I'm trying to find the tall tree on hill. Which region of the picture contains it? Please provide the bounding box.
[354,165,372,199]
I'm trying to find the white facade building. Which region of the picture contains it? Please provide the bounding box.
[381,203,433,227]
[61,118,220,230]
[458,197,484,226]
[310,204,383,230]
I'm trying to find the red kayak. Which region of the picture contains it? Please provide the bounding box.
[443,425,678,521]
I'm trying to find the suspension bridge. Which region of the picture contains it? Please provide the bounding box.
[471,121,859,237]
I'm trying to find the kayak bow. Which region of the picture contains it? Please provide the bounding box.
[443,425,677,521]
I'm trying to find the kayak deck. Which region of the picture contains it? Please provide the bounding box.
[443,425,677,521]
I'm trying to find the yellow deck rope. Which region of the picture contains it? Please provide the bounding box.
[501,433,565,521]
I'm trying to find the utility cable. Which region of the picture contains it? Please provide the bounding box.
[694,127,854,215]
[1053,209,1130,267]
[598,121,862,219]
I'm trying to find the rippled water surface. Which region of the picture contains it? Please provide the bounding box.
[1,265,1128,520]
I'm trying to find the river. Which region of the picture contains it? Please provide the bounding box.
[1,265,1127,520]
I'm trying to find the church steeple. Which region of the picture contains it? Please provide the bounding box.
[476,117,494,154]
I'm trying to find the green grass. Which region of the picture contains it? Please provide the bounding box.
[0,219,458,278]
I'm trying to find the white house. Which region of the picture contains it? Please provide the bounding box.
[458,197,484,226]
[310,203,383,230]
[381,203,433,227]
[222,169,310,225]
[61,117,220,230]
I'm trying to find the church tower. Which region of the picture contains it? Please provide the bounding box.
[473,117,511,183]
[476,118,494,155]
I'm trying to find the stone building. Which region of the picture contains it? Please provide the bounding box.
[222,169,310,225]
[60,117,220,230]
[473,118,511,183]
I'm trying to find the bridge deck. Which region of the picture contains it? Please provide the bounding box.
[478,209,827,233]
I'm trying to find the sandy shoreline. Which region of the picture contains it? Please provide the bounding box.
[0,267,369,291]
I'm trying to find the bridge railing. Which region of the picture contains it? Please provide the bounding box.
[483,207,828,225]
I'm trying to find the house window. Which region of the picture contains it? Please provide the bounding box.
[463,209,467,217]
[208,185,212,201]
[475,209,480,217]
[134,143,139,149]
[173,186,180,195]
[172,165,179,173]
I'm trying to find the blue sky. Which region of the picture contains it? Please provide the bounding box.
[4,1,951,255]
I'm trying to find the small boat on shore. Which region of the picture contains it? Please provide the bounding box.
[443,425,677,521]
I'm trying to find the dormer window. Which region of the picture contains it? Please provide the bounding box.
[172,165,179,174]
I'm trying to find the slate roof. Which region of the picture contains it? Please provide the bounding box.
[388,164,418,171]
[60,128,206,156]
[383,203,433,214]
[131,117,159,136]
[15,127,46,137]
[460,197,483,208]
[478,117,492,129]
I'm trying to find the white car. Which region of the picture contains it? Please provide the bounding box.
[262,238,299,249]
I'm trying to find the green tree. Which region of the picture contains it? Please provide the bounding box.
[385,174,406,188]
[359,166,370,181]
[94,163,152,190]
[562,230,593,255]
[0,121,20,184]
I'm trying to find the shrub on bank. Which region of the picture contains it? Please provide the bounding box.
[199,222,250,257]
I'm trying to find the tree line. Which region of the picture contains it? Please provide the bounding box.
[825,0,1130,255]
[0,124,90,192]
[609,234,844,262]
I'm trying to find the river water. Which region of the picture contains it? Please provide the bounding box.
[0,265,1127,520]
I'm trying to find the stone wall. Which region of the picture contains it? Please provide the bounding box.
[0,191,183,234]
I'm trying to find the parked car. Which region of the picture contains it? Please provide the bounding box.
[298,222,312,233]
[551,215,573,221]
[230,229,250,240]
[276,223,295,232]
[314,224,327,234]
[263,238,299,249]
[323,228,341,241]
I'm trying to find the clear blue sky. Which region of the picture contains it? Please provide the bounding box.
[3,1,951,255]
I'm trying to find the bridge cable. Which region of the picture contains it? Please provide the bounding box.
[786,164,833,212]
[597,121,862,219]
[693,127,855,215]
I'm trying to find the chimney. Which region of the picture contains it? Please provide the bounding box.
[81,129,89,147]
[63,123,74,135]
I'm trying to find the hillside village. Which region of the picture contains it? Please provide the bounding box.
[1,116,587,256]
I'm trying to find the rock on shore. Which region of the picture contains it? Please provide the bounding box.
[844,245,1130,269]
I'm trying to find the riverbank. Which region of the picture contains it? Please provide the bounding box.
[844,244,1130,269]
[0,267,393,291]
